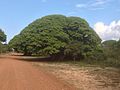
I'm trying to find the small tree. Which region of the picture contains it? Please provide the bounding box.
[0,29,7,54]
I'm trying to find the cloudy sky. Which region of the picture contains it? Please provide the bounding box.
[0,0,120,42]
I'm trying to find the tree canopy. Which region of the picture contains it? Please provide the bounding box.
[9,15,102,59]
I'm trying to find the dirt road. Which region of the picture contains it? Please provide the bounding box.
[0,55,76,90]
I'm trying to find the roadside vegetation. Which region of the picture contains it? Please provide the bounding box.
[102,40,120,67]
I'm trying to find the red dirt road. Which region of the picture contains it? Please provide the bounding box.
[0,55,76,90]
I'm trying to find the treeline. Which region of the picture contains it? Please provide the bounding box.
[9,15,102,60]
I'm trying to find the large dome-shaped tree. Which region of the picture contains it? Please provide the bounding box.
[9,15,101,59]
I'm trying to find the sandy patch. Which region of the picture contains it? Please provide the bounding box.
[32,62,120,90]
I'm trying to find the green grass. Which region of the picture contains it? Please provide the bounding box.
[47,58,120,68]
[19,55,120,68]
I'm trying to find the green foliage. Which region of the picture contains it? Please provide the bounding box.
[102,40,117,48]
[102,40,120,67]
[0,43,8,53]
[102,40,118,58]
[0,29,7,54]
[9,14,102,60]
[64,17,102,60]
[0,42,3,53]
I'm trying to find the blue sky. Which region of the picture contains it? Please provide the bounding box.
[0,0,120,42]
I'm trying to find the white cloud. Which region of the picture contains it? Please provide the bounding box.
[89,7,104,10]
[94,20,120,41]
[76,4,87,8]
[75,0,112,10]
[91,0,109,6]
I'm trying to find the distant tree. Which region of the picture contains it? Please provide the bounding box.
[102,40,117,57]
[0,29,6,42]
[102,40,120,67]
[102,40,117,48]
[102,40,116,57]
[114,39,120,60]
[0,29,7,53]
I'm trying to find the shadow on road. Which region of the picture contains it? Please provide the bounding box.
[13,55,58,63]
